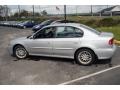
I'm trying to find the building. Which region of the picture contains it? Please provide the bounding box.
[98,5,120,16]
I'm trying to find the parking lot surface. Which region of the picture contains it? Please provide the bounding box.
[68,65,120,85]
[0,26,120,85]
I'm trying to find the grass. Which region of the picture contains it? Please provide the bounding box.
[96,25,120,41]
[67,16,120,20]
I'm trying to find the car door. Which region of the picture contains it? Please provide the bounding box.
[27,22,32,27]
[52,26,83,58]
[28,27,55,56]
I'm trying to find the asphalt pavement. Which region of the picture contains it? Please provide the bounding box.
[69,65,120,85]
[0,26,120,85]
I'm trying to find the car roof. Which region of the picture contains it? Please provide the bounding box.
[51,19,78,24]
[46,23,81,27]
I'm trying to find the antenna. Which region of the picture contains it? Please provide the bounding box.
[64,5,66,21]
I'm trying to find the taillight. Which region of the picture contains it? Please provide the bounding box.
[109,38,114,45]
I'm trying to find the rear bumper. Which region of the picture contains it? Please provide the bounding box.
[95,45,117,59]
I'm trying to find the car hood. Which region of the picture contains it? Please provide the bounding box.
[33,24,42,28]
[16,37,26,40]
[11,37,27,42]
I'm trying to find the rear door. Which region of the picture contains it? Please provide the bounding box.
[52,26,83,58]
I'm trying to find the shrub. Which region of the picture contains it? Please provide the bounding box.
[84,19,99,27]
[97,17,118,27]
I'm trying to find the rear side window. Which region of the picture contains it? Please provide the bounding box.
[80,24,101,35]
[55,26,83,38]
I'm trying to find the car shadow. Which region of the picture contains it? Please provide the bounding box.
[94,59,112,64]
[13,55,112,66]
[26,56,75,64]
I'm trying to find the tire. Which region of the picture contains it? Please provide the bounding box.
[75,49,95,66]
[14,45,28,59]
[23,26,26,29]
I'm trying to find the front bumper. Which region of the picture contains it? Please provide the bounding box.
[95,45,117,59]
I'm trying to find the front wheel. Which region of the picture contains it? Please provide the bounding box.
[14,45,28,59]
[23,26,26,29]
[75,49,96,66]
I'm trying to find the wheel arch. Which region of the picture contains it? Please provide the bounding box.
[13,44,27,56]
[74,47,98,59]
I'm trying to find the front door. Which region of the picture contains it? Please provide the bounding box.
[28,27,55,56]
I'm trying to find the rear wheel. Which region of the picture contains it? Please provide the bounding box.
[14,45,28,59]
[75,49,95,66]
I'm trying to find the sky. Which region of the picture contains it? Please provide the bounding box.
[8,5,112,15]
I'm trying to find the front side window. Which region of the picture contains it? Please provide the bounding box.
[55,26,83,38]
[34,27,55,39]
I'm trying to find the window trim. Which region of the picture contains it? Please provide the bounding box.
[33,26,55,39]
[54,26,84,38]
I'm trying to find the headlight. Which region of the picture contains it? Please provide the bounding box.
[20,25,23,26]
[18,24,23,26]
[35,25,40,28]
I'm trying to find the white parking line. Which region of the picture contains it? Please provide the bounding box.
[59,64,120,85]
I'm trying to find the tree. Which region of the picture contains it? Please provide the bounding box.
[19,10,29,17]
[13,12,19,17]
[34,12,40,17]
[41,10,47,16]
[0,5,5,17]
[0,5,10,20]
[0,5,3,16]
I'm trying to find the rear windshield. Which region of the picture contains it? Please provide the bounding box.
[80,24,101,35]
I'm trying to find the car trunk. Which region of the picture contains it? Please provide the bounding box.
[99,32,114,37]
[99,32,114,46]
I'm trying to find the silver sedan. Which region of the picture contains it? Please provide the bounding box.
[8,23,116,65]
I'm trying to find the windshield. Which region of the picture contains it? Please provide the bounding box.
[41,20,53,25]
[27,29,39,38]
[80,24,101,35]
[21,21,29,25]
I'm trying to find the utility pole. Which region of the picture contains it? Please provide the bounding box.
[110,12,113,17]
[32,5,35,20]
[107,5,109,8]
[39,5,41,16]
[5,5,8,21]
[18,5,20,18]
[64,5,66,21]
[76,5,78,16]
[91,5,93,16]
[99,6,102,17]
[107,5,112,16]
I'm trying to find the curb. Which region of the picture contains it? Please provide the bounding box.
[114,40,120,46]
